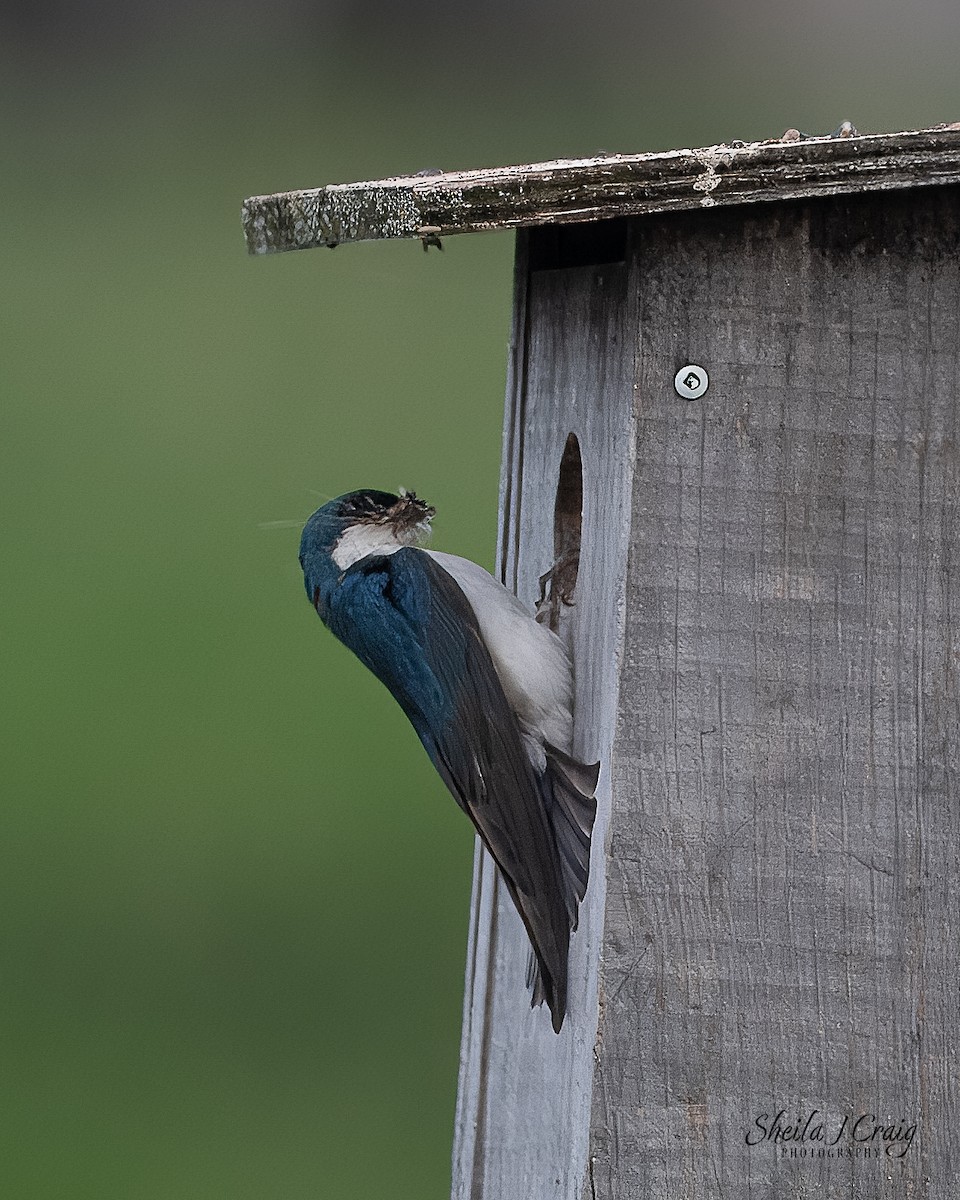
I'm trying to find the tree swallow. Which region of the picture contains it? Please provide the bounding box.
[299,489,599,1032]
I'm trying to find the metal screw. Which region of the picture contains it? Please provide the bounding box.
[674,364,709,400]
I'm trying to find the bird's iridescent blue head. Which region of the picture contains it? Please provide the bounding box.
[299,489,436,614]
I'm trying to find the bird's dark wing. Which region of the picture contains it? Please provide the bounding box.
[325,547,572,1029]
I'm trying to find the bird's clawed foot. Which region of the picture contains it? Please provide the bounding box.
[536,550,580,628]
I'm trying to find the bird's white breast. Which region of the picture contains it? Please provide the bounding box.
[424,550,574,753]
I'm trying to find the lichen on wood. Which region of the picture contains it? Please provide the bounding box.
[241,127,960,255]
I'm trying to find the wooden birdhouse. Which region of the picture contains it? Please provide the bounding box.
[243,127,960,1198]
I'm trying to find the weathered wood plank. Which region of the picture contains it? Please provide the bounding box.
[242,128,960,255]
[593,186,960,1198]
[455,185,960,1198]
[451,231,637,1199]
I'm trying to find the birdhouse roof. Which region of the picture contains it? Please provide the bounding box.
[242,126,960,256]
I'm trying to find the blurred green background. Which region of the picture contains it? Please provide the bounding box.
[2,1,958,1195]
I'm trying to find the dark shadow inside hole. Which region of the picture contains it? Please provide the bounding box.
[540,433,583,632]
[528,218,628,270]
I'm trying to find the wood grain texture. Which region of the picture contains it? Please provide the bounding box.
[455,185,960,1198]
[592,187,960,1198]
[451,232,637,1199]
[241,128,960,255]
